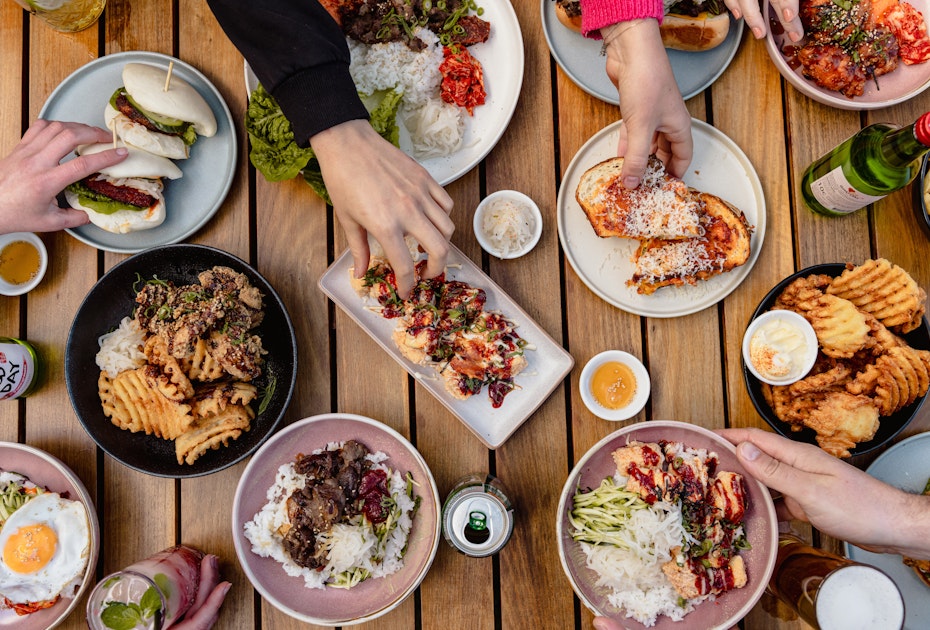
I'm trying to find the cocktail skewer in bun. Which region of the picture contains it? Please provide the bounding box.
[64,142,182,234]
[105,62,217,160]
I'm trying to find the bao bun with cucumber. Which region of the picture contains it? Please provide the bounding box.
[104,62,217,160]
[64,142,182,234]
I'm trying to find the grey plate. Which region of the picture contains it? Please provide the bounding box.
[319,245,575,449]
[845,432,930,630]
[541,0,744,104]
[39,51,236,254]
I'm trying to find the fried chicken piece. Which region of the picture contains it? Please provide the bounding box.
[772,274,832,312]
[788,363,852,395]
[804,392,880,458]
[798,43,868,98]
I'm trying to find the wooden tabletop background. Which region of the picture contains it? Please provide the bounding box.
[2,0,929,628]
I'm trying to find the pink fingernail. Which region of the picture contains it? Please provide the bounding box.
[622,176,640,189]
[783,8,794,20]
[739,442,760,461]
[115,147,128,156]
[752,26,764,38]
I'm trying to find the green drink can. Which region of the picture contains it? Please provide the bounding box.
[441,473,514,557]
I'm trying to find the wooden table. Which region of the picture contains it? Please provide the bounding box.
[2,1,928,628]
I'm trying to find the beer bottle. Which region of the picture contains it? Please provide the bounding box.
[0,337,41,400]
[801,111,930,216]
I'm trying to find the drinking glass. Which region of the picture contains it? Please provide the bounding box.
[11,0,106,32]
[768,534,905,629]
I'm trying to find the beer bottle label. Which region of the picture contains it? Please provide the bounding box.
[0,344,35,400]
[809,166,885,214]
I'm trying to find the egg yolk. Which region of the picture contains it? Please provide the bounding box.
[591,361,637,409]
[3,523,57,573]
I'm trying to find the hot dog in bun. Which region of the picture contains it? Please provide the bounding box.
[64,143,183,234]
[661,0,730,51]
[105,62,217,160]
[555,0,583,33]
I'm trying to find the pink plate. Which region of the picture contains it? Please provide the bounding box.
[0,442,99,629]
[232,414,440,626]
[556,421,779,629]
[764,0,930,109]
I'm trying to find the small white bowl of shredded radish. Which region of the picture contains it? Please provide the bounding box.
[473,190,543,259]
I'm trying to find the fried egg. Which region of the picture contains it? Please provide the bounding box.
[0,492,90,604]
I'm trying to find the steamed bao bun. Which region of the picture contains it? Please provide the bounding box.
[105,62,217,160]
[64,143,182,234]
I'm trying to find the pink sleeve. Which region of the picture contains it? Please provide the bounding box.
[580,0,665,38]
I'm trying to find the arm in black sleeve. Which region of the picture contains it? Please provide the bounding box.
[207,0,370,146]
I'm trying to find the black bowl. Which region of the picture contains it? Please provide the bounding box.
[913,155,930,240]
[66,244,297,477]
[743,263,929,458]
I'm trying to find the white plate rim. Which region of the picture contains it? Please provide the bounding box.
[540,0,745,104]
[557,118,766,318]
[318,244,575,449]
[243,3,524,187]
[763,0,930,110]
[38,51,237,254]
[230,413,440,626]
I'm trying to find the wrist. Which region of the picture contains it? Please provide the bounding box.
[310,119,372,157]
[602,18,666,66]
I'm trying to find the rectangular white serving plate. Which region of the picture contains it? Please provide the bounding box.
[319,246,574,449]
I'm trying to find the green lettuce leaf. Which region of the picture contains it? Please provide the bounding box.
[246,84,403,203]
[245,85,315,182]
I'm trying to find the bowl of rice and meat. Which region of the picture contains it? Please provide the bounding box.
[557,421,778,629]
[232,413,440,626]
[65,244,297,478]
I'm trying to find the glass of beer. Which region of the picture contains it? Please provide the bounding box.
[11,0,106,32]
[768,534,905,629]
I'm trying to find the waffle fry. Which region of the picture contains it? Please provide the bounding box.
[175,404,253,465]
[108,367,192,439]
[827,258,927,334]
[186,338,225,382]
[797,294,872,358]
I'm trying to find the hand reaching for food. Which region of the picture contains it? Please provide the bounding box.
[600,19,693,190]
[718,427,930,561]
[0,119,127,235]
[311,119,455,298]
[724,0,803,41]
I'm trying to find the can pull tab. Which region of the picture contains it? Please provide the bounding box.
[464,510,491,544]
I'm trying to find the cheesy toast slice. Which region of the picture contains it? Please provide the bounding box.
[627,192,753,295]
[576,156,705,240]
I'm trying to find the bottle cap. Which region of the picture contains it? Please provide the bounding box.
[916,112,930,146]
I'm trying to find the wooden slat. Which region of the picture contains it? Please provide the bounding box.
[176,2,256,628]
[0,1,24,441]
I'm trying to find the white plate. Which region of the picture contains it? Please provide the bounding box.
[38,51,236,254]
[764,0,930,110]
[845,432,930,630]
[244,2,523,187]
[318,245,575,449]
[557,119,766,317]
[541,0,744,104]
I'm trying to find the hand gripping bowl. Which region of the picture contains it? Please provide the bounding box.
[743,263,929,458]
[0,442,100,629]
[556,421,778,629]
[232,413,441,625]
[65,244,297,478]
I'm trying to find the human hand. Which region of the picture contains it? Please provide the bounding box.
[601,19,693,188]
[170,553,232,630]
[718,427,930,560]
[0,119,128,235]
[723,0,803,42]
[311,119,455,297]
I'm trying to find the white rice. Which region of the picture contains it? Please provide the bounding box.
[349,27,465,157]
[95,316,146,378]
[579,494,696,627]
[244,444,416,589]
